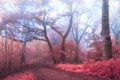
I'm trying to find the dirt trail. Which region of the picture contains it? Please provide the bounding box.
[2,65,107,80]
[32,67,106,80]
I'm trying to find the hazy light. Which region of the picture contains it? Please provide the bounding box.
[109,0,119,16]
[49,0,68,17]
[2,2,19,13]
[83,0,95,9]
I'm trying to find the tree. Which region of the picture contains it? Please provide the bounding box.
[50,0,84,63]
[110,8,120,45]
[101,0,112,59]
[33,0,58,64]
[0,12,48,66]
[54,0,75,63]
[72,23,90,63]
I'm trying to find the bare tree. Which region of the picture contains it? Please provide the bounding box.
[110,9,120,45]
[51,0,75,63]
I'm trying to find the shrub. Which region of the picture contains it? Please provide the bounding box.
[87,40,103,61]
[52,40,85,63]
[87,39,120,61]
[56,58,120,80]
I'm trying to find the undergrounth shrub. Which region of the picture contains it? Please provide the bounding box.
[56,58,120,80]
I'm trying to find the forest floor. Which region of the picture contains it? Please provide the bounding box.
[1,63,106,80]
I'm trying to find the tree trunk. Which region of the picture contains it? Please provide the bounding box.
[43,19,56,64]
[101,0,112,59]
[4,27,10,70]
[74,44,79,64]
[103,36,112,59]
[45,34,56,64]
[20,42,26,66]
[61,38,66,51]
[60,14,73,62]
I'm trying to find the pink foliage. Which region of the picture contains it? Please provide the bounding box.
[56,58,120,80]
[87,40,103,61]
[112,45,120,58]
[87,40,120,61]
[52,40,84,63]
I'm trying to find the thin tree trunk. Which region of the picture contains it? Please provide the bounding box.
[43,17,56,64]
[20,42,26,66]
[45,33,56,64]
[60,14,73,63]
[4,27,9,70]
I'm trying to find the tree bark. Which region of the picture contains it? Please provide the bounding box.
[43,17,56,64]
[20,42,26,66]
[74,44,79,64]
[101,0,112,59]
[60,14,73,62]
[45,32,57,64]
